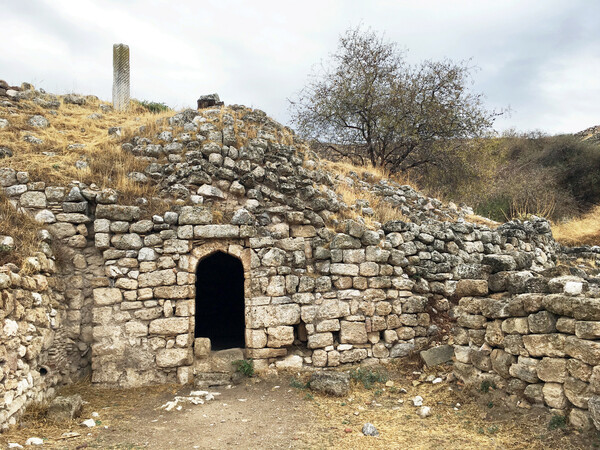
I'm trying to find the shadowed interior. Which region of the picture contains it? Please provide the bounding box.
[195,251,245,350]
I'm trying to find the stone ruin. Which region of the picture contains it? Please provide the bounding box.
[1,85,600,432]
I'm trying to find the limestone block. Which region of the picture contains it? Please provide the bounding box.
[490,349,515,378]
[156,348,192,367]
[194,337,211,357]
[290,225,316,237]
[138,269,177,288]
[565,336,600,365]
[339,321,367,344]
[247,304,300,328]
[56,213,91,224]
[125,321,148,337]
[390,342,415,358]
[267,326,294,347]
[93,288,122,306]
[154,286,193,299]
[96,204,141,221]
[245,329,267,348]
[509,358,539,383]
[573,298,600,321]
[501,317,529,334]
[485,320,504,347]
[262,248,286,266]
[524,384,544,404]
[307,332,333,349]
[164,239,191,254]
[568,359,592,382]
[570,408,594,431]
[537,357,567,383]
[330,263,359,276]
[528,311,557,334]
[245,348,287,359]
[115,278,138,290]
[312,349,328,367]
[194,225,239,238]
[343,249,365,264]
[575,321,600,339]
[331,233,361,249]
[557,317,576,334]
[20,191,46,208]
[564,376,592,409]
[149,317,189,335]
[522,334,566,357]
[471,349,492,371]
[455,279,488,298]
[457,314,486,329]
[275,354,303,370]
[339,348,368,363]
[480,298,510,319]
[316,319,340,332]
[112,233,143,250]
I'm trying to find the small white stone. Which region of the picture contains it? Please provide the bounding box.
[25,437,44,446]
[432,377,443,384]
[412,396,423,407]
[416,406,431,418]
[91,412,99,418]
[9,443,24,449]
[564,281,583,295]
[80,418,96,427]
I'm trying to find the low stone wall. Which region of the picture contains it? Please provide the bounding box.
[0,250,89,431]
[453,270,600,431]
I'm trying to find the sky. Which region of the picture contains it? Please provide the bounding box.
[2,0,599,135]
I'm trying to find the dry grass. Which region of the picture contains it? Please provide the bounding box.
[0,95,173,205]
[553,206,600,246]
[0,380,179,449]
[301,362,595,449]
[0,193,42,265]
[465,214,500,229]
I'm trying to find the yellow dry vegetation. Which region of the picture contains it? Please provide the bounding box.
[0,96,174,205]
[322,160,412,228]
[552,205,600,246]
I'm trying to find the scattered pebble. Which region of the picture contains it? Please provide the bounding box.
[8,443,24,449]
[362,422,379,437]
[344,427,352,433]
[432,377,443,384]
[25,437,44,446]
[417,406,432,418]
[412,396,424,407]
[80,418,96,428]
[91,411,99,418]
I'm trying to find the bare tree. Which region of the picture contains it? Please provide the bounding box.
[289,26,501,172]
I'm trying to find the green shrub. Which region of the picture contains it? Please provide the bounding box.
[350,368,387,389]
[135,100,170,114]
[232,359,254,377]
[548,414,567,430]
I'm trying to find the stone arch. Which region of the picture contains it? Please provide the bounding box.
[189,242,252,351]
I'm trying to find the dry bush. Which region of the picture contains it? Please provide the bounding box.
[0,194,42,265]
[553,206,600,246]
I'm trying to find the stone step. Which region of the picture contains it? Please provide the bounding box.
[193,348,246,387]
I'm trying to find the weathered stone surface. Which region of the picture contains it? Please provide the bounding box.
[156,348,192,367]
[482,254,517,273]
[528,311,557,334]
[542,382,568,409]
[194,225,239,238]
[48,395,83,421]
[575,321,600,339]
[310,371,350,396]
[20,191,46,208]
[522,334,566,357]
[490,349,515,379]
[96,204,140,221]
[267,326,294,347]
[589,397,600,430]
[565,335,600,365]
[537,357,567,383]
[340,321,368,344]
[564,376,592,409]
[149,318,189,335]
[138,269,176,288]
[455,279,488,298]
[509,357,539,383]
[178,206,212,225]
[93,288,122,306]
[420,345,453,366]
[570,408,594,431]
[501,317,529,334]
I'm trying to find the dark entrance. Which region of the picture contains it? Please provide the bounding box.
[195,251,245,350]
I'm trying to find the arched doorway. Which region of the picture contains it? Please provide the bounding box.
[195,251,245,350]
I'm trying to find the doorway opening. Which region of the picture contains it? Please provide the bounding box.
[195,251,245,350]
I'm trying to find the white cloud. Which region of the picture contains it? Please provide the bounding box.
[1,0,598,134]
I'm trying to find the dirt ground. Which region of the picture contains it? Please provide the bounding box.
[2,362,600,449]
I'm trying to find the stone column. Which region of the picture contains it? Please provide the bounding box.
[112,44,130,111]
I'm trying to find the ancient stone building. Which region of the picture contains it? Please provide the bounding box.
[1,89,599,431]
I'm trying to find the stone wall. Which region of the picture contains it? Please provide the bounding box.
[452,264,600,431]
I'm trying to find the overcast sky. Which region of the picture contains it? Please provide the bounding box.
[2,0,598,134]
